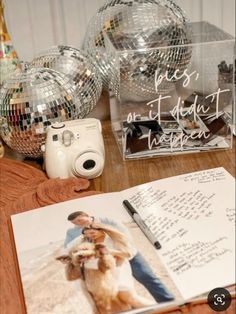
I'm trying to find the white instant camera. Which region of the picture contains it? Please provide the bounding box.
[42,118,105,179]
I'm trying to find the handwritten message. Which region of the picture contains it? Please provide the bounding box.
[226,208,236,224]
[179,168,227,184]
[144,213,187,244]
[162,238,231,276]
[129,186,167,210]
[160,190,215,220]
[125,168,235,300]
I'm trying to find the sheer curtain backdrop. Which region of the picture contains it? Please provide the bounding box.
[3,0,235,62]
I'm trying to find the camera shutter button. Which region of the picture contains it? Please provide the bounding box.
[51,122,65,129]
[62,130,74,147]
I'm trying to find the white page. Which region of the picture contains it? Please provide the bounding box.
[122,167,235,300]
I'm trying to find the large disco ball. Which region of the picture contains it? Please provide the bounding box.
[30,46,102,116]
[0,67,82,158]
[83,0,192,101]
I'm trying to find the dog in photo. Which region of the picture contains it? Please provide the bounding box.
[56,241,131,314]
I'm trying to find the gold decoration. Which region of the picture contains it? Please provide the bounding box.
[0,0,19,85]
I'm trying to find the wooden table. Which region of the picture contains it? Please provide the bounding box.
[0,120,235,314]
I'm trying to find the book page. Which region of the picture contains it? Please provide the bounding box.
[11,192,181,314]
[122,167,235,300]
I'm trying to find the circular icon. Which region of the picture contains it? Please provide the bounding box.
[208,287,232,312]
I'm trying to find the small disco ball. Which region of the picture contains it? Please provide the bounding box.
[30,46,102,115]
[0,66,82,158]
[83,0,192,101]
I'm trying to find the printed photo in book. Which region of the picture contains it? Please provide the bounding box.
[11,168,235,314]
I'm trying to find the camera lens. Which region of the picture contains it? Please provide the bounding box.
[74,152,104,179]
[83,159,96,170]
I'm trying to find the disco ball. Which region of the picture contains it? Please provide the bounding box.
[30,46,102,116]
[83,0,192,101]
[0,67,82,158]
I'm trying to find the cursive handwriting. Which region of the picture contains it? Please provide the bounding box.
[129,186,167,210]
[180,168,227,184]
[144,213,187,244]
[226,208,236,224]
[125,66,231,153]
[148,129,210,151]
[162,238,231,275]
[160,190,215,221]
[155,67,199,91]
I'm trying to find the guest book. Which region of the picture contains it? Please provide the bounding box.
[11,168,235,314]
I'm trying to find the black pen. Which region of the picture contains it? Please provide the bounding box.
[123,200,162,249]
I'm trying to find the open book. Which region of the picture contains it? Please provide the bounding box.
[11,167,235,314]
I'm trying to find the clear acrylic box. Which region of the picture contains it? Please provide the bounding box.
[107,12,235,159]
